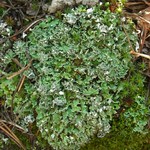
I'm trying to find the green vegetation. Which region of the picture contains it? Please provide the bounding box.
[0,5,149,150]
[81,117,150,150]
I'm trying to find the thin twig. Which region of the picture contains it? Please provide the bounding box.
[0,121,26,150]
[0,119,25,132]
[12,58,23,68]
[9,60,32,116]
[121,21,134,51]
[0,2,12,8]
[9,19,44,39]
[1,7,11,19]
[12,58,26,91]
[130,50,150,60]
[125,2,144,6]
[17,75,26,92]
[7,60,32,80]
[143,0,150,6]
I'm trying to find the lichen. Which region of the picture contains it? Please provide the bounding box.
[1,5,144,150]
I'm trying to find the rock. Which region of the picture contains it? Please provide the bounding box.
[47,0,99,13]
[48,0,65,13]
[82,0,99,6]
[64,0,75,6]
[76,0,82,4]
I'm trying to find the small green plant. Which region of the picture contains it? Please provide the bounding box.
[0,5,148,150]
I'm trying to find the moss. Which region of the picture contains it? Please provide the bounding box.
[0,4,149,150]
[81,117,150,150]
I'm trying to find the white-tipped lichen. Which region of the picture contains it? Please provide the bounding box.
[1,5,139,150]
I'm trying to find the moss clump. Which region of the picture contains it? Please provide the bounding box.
[81,117,150,150]
[1,5,148,150]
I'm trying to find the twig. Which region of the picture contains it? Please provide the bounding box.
[17,75,26,92]
[7,0,14,8]
[8,60,32,116]
[138,15,150,25]
[0,121,26,150]
[1,7,11,19]
[125,2,144,6]
[130,50,150,60]
[12,58,26,92]
[9,19,44,39]
[143,0,150,6]
[0,119,25,132]
[7,60,32,80]
[121,21,134,51]
[12,58,23,68]
[0,2,12,8]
